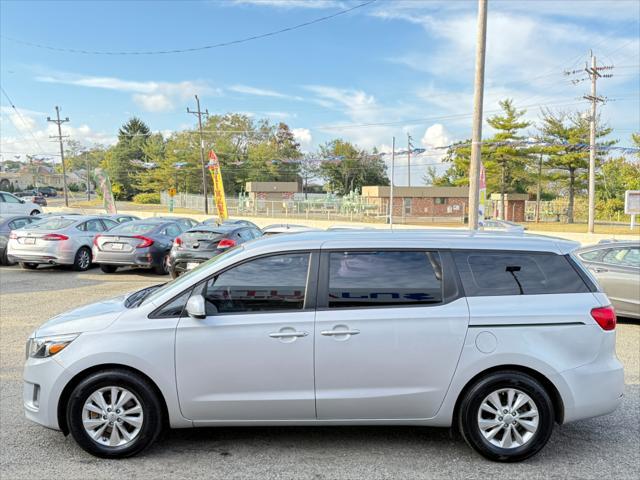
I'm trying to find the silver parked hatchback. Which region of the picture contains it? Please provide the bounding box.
[7,215,119,271]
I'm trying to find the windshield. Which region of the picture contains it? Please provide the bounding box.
[140,245,245,306]
[25,218,75,230]
[110,222,158,235]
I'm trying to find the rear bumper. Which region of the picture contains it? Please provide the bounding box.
[557,353,624,423]
[170,251,219,272]
[93,249,164,268]
[7,251,75,265]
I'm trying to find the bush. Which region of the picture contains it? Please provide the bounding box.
[133,192,161,204]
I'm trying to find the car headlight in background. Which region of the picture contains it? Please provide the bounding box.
[26,334,79,359]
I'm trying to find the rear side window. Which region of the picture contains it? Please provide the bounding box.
[602,248,640,268]
[453,251,589,296]
[327,251,443,308]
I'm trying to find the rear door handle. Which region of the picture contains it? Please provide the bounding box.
[321,329,360,336]
[269,331,308,338]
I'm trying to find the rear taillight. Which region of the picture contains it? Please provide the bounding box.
[42,233,69,241]
[591,305,617,331]
[93,234,102,248]
[9,232,17,240]
[174,237,183,247]
[217,238,236,249]
[133,235,154,248]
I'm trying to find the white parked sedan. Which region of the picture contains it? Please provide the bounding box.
[0,191,42,216]
[23,230,623,461]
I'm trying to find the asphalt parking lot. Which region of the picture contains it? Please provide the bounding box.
[1,265,638,479]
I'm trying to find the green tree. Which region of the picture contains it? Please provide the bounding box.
[102,117,152,199]
[538,109,614,223]
[485,99,533,218]
[318,139,388,195]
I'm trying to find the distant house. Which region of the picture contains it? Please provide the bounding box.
[362,185,470,222]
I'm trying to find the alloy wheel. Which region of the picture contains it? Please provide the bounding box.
[82,386,144,447]
[477,388,539,449]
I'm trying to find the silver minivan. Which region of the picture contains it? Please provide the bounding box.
[23,230,623,462]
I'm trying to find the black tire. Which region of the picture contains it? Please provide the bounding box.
[67,369,163,458]
[73,247,92,272]
[19,262,38,270]
[1,249,15,266]
[30,210,40,216]
[100,264,118,274]
[153,253,169,275]
[458,371,554,462]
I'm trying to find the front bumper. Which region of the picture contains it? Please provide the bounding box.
[23,356,73,430]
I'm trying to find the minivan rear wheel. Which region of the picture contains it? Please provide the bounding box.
[458,371,554,462]
[67,369,163,458]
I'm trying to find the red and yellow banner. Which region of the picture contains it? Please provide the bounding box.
[207,150,228,220]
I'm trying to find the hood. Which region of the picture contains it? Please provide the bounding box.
[34,294,128,338]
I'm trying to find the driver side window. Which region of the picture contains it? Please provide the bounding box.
[202,253,310,315]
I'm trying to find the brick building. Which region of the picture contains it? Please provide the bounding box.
[362,186,469,222]
[245,182,299,213]
[489,193,528,222]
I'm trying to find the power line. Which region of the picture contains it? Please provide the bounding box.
[0,0,377,56]
[0,86,48,155]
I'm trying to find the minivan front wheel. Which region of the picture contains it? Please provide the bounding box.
[458,371,554,462]
[67,369,163,458]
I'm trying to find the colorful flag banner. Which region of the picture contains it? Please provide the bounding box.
[207,150,228,220]
[94,168,117,214]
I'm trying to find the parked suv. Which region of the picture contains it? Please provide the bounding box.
[23,230,623,461]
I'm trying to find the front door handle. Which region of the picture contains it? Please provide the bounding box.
[321,329,360,336]
[592,267,608,273]
[269,331,308,338]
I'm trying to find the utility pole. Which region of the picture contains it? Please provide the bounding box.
[535,153,543,223]
[468,0,488,230]
[187,95,210,214]
[407,133,413,187]
[390,136,395,229]
[47,106,70,207]
[85,151,91,201]
[566,52,612,233]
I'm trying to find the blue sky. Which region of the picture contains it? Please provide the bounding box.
[1,0,638,185]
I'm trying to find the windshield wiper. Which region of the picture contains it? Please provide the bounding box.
[124,283,165,308]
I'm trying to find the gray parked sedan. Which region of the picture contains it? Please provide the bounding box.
[0,214,40,265]
[92,219,186,274]
[7,215,119,271]
[576,240,640,319]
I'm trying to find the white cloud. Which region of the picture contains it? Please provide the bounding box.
[229,84,304,101]
[1,108,117,161]
[36,73,218,113]
[233,0,341,9]
[421,123,450,150]
[132,93,174,112]
[292,127,312,149]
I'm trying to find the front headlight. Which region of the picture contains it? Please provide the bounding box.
[26,334,79,359]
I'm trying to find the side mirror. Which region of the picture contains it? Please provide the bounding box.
[186,294,206,319]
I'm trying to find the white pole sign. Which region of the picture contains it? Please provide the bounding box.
[624,190,640,230]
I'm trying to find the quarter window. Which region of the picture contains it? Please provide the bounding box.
[327,251,443,308]
[202,253,310,314]
[602,248,640,268]
[453,251,589,296]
